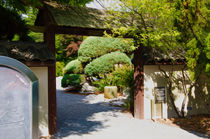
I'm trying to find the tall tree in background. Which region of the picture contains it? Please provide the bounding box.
[174,0,210,83]
[0,5,30,40]
[106,0,209,79]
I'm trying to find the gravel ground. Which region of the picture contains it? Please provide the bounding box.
[55,77,208,139]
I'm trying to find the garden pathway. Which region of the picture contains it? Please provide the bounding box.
[54,77,209,139]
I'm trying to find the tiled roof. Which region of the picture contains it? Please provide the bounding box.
[43,1,108,29]
[142,46,185,64]
[0,41,54,62]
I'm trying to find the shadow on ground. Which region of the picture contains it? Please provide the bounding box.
[171,115,210,137]
[55,90,123,138]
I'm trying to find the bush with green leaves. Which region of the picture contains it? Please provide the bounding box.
[56,61,65,77]
[84,51,131,76]
[78,36,134,63]
[63,59,83,74]
[93,65,134,110]
[56,34,82,64]
[112,66,134,111]
[93,65,134,91]
[61,74,86,88]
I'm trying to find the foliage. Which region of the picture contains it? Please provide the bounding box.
[55,0,93,6]
[93,65,134,110]
[65,39,82,56]
[0,0,92,41]
[106,0,209,113]
[61,74,86,87]
[93,65,134,91]
[0,0,93,12]
[56,34,82,64]
[23,8,43,42]
[205,34,210,79]
[106,0,177,49]
[106,0,209,81]
[112,65,134,90]
[56,61,65,77]
[0,5,32,41]
[173,0,210,82]
[56,35,83,79]
[84,51,131,76]
[0,0,41,12]
[78,36,134,63]
[63,59,83,74]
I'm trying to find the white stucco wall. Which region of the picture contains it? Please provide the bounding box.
[144,65,171,119]
[144,65,210,119]
[30,67,49,137]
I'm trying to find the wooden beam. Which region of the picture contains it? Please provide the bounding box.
[145,61,185,65]
[133,47,144,119]
[28,25,46,33]
[44,27,57,135]
[23,61,55,67]
[54,26,111,36]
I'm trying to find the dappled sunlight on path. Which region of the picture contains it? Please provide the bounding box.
[54,77,207,139]
[55,90,125,137]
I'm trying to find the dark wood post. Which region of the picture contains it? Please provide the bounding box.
[44,26,57,135]
[133,46,144,119]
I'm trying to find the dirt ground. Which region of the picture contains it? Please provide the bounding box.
[156,115,210,135]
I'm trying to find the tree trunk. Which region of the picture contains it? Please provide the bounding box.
[181,93,188,117]
[168,82,182,118]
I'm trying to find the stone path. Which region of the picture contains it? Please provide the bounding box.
[55,77,209,139]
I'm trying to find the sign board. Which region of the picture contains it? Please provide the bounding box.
[0,56,38,139]
[187,106,192,111]
[154,87,166,103]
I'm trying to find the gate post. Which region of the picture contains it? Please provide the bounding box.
[44,26,57,135]
[133,47,144,119]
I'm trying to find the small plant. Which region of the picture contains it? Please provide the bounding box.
[93,65,134,110]
[56,61,65,77]
[93,65,134,91]
[63,59,83,74]
[93,74,115,92]
[61,74,86,88]
[112,65,134,91]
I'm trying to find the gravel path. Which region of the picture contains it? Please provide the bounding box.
[55,77,208,139]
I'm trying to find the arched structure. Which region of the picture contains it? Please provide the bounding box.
[0,56,39,139]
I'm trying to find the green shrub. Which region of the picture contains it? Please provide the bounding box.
[93,65,134,91]
[112,65,134,90]
[112,66,134,111]
[93,74,114,92]
[93,65,134,110]
[84,51,131,76]
[63,59,83,74]
[56,61,65,77]
[78,37,134,63]
[61,74,86,87]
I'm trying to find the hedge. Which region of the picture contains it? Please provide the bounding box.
[78,37,133,63]
[63,59,83,74]
[84,51,131,76]
[61,74,86,87]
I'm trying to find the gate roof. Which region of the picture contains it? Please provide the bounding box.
[34,1,110,36]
